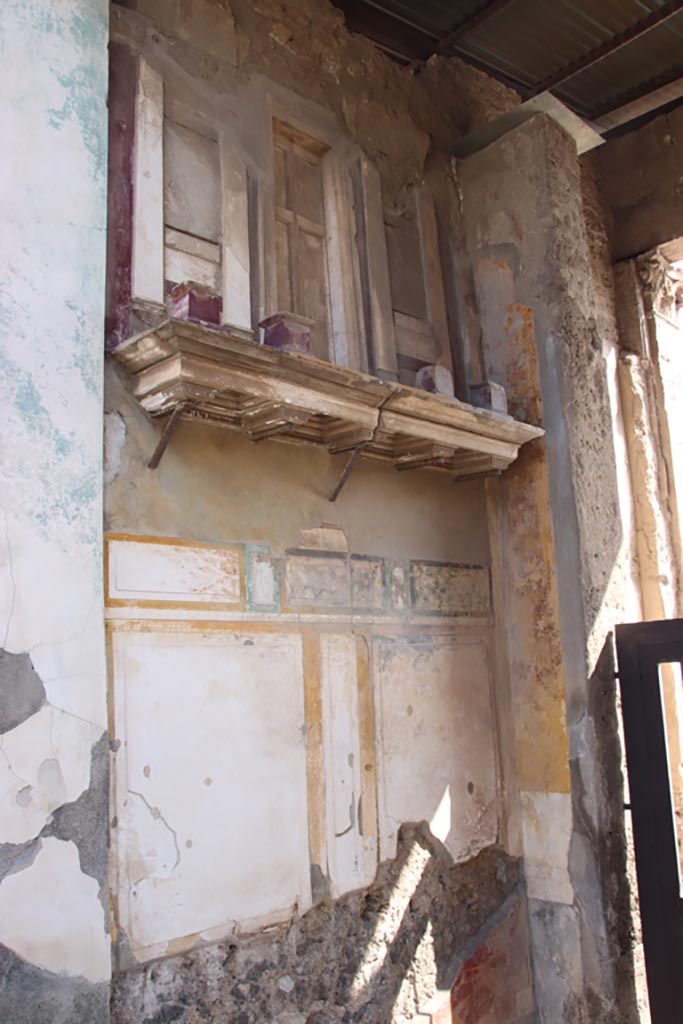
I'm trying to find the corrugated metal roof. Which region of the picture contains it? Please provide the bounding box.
[332,0,683,126]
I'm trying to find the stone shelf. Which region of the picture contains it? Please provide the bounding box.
[111,319,543,478]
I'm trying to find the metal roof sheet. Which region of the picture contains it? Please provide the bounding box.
[332,0,683,126]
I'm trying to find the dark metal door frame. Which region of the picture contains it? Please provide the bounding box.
[616,619,683,1022]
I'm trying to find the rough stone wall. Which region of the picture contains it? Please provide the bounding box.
[114,0,517,204]
[459,114,644,1022]
[111,826,525,1024]
[0,1,111,1021]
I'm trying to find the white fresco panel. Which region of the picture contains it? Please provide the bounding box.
[320,634,376,896]
[108,538,241,605]
[374,636,498,863]
[112,629,311,958]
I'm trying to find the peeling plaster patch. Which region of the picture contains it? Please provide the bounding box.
[0,838,109,983]
[104,411,127,486]
[43,734,109,891]
[0,649,46,733]
[0,838,41,885]
[0,705,99,845]
[0,514,106,729]
[0,942,108,1024]
[15,785,33,807]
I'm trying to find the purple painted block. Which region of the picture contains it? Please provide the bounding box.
[259,312,316,355]
[170,282,222,325]
[469,380,508,414]
[415,364,455,397]
[105,42,136,350]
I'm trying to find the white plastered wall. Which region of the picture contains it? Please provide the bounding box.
[0,0,111,994]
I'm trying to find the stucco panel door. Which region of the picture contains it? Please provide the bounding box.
[616,619,683,1022]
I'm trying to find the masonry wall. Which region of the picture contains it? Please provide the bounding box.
[0,2,111,1022]
[104,1,535,1022]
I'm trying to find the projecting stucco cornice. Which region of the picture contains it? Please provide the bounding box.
[111,319,542,484]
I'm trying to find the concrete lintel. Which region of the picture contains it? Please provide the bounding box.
[452,93,604,159]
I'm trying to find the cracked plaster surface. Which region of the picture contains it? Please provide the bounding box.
[0,513,106,729]
[0,704,101,846]
[0,0,110,1003]
[0,838,109,983]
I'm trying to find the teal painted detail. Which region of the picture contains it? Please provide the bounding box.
[0,348,100,545]
[0,0,107,555]
[246,545,281,613]
[47,65,107,182]
[10,0,109,188]
[0,351,75,459]
[64,295,104,401]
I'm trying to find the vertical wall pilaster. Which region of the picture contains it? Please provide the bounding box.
[131,56,164,308]
[460,114,632,1022]
[0,1,111,1020]
[220,142,251,331]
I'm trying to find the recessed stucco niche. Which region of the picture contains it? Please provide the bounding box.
[106,534,500,965]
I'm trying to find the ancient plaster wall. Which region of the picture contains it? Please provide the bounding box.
[596,105,683,262]
[103,367,522,1019]
[0,1,111,1021]
[460,115,643,1023]
[102,2,534,1021]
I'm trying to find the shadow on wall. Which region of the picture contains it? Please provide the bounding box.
[110,825,527,1024]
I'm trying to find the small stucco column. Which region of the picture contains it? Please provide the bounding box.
[0,1,111,1020]
[460,114,631,1022]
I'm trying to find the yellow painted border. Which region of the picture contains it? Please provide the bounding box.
[302,631,326,873]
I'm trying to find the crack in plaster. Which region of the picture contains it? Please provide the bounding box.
[129,790,181,874]
[26,589,100,658]
[0,743,32,790]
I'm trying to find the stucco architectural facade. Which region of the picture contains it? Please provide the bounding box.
[2,1,683,1022]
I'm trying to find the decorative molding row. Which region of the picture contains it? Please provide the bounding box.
[105,533,492,620]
